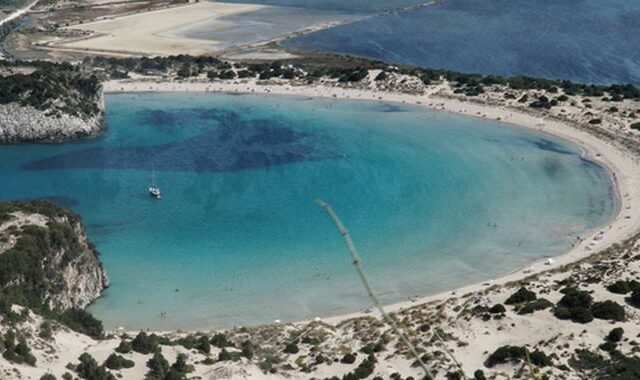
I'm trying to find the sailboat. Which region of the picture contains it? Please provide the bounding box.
[149,165,162,199]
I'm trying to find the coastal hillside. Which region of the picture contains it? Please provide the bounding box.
[0,200,108,327]
[0,62,103,142]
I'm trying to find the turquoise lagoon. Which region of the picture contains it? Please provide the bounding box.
[0,93,616,329]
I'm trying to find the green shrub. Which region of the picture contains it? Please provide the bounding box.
[529,350,552,367]
[218,348,232,361]
[104,353,134,370]
[505,287,537,305]
[283,342,299,354]
[341,352,356,364]
[210,333,234,348]
[607,327,624,343]
[241,340,254,359]
[485,345,526,367]
[599,341,617,352]
[592,300,625,321]
[115,339,132,354]
[146,352,169,380]
[629,290,640,308]
[607,280,640,294]
[352,355,376,378]
[554,287,594,323]
[131,332,160,354]
[488,304,506,314]
[76,353,115,380]
[485,345,551,368]
[473,369,486,380]
[39,321,53,340]
[58,309,104,339]
[630,122,640,130]
[40,374,57,380]
[516,298,554,314]
[2,331,36,366]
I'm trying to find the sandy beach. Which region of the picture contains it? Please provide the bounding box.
[102,78,640,326]
[48,1,357,58]
[56,2,265,56]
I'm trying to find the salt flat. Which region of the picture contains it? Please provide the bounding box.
[59,2,264,56]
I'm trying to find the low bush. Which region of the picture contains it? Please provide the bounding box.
[283,342,299,354]
[592,300,625,321]
[76,353,115,380]
[488,304,506,314]
[629,289,640,308]
[104,353,135,370]
[473,369,486,380]
[341,352,356,364]
[210,333,234,348]
[115,339,132,354]
[485,345,550,368]
[131,332,160,354]
[516,298,554,314]
[607,280,640,294]
[554,287,594,323]
[607,327,624,343]
[58,309,104,339]
[505,287,537,305]
[2,331,36,366]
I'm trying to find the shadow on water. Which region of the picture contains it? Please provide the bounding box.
[532,138,574,155]
[22,119,340,173]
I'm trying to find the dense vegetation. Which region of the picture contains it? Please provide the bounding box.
[0,61,101,118]
[0,200,104,338]
[84,53,640,103]
[553,286,626,323]
[2,330,36,366]
[485,345,551,368]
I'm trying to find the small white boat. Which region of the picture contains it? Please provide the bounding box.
[148,164,162,199]
[149,186,161,199]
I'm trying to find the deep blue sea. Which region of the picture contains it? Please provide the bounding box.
[218,0,640,85]
[0,93,616,329]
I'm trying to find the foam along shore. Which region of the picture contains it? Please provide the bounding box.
[55,2,265,56]
[103,77,640,324]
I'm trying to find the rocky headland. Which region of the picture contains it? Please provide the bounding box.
[0,200,108,316]
[0,63,104,143]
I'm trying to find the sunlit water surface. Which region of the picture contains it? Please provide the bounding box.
[0,93,616,329]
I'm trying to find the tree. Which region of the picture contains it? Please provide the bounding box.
[76,353,115,380]
[132,332,159,354]
[146,352,169,380]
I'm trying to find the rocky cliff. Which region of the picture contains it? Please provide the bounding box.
[0,64,105,143]
[0,200,108,312]
[0,100,104,143]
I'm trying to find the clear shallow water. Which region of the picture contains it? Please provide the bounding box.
[0,93,615,329]
[217,0,424,12]
[163,6,360,51]
[274,0,640,85]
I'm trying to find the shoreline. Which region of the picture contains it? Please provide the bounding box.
[45,1,360,59]
[102,78,640,332]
